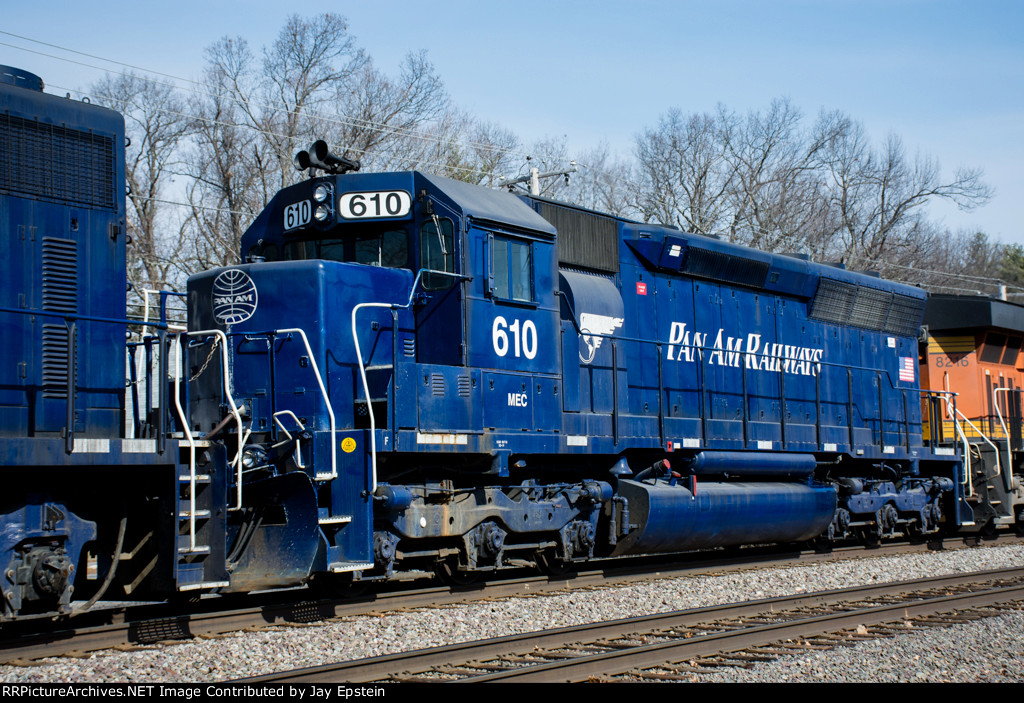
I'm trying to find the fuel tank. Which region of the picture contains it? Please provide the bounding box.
[609,478,836,556]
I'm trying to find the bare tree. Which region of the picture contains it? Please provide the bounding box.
[632,109,732,235]
[718,98,834,253]
[334,51,450,171]
[258,14,368,190]
[182,36,268,270]
[559,143,636,217]
[91,72,192,299]
[813,111,993,265]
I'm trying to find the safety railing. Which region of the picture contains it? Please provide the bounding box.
[351,267,470,494]
[557,292,941,459]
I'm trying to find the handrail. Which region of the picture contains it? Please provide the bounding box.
[188,329,245,508]
[274,328,336,481]
[557,292,917,392]
[992,387,1017,491]
[937,388,977,496]
[352,268,468,493]
[559,290,932,452]
[273,410,307,470]
[171,335,198,549]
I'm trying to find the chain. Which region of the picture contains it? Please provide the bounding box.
[189,337,221,382]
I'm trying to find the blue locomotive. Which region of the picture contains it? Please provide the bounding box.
[0,65,979,620]
[0,66,235,619]
[182,140,968,587]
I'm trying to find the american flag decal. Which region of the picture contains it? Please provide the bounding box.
[899,356,915,382]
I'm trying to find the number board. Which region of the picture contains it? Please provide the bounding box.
[284,200,311,231]
[339,190,412,220]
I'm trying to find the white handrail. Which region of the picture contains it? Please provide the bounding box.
[171,335,197,551]
[190,328,245,508]
[939,389,1007,497]
[273,410,307,469]
[939,389,973,496]
[992,387,1017,491]
[276,328,336,481]
[350,268,454,494]
[351,302,391,494]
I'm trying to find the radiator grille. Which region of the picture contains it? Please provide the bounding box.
[810,278,925,335]
[886,294,927,336]
[535,200,619,274]
[0,113,116,210]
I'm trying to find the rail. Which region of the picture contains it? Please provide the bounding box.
[184,329,246,508]
[0,303,177,452]
[171,336,198,550]
[993,387,1021,492]
[557,292,950,458]
[274,328,336,481]
[351,268,470,493]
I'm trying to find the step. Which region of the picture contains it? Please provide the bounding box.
[318,515,352,525]
[178,473,212,483]
[315,473,336,481]
[177,545,212,555]
[178,580,230,592]
[328,561,374,574]
[178,509,211,519]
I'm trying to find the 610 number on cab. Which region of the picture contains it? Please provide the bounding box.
[339,190,412,220]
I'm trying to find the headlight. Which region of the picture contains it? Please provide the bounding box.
[313,184,330,202]
[241,445,267,469]
[314,205,329,222]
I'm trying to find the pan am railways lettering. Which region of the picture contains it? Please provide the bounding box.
[666,322,824,376]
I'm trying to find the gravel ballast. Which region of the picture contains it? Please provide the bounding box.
[3,543,1023,683]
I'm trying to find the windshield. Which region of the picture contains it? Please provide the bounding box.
[253,227,409,268]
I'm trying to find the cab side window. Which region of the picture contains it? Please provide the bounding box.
[420,218,455,290]
[491,236,532,302]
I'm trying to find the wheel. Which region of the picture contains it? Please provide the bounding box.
[309,572,369,599]
[434,558,479,587]
[535,549,573,577]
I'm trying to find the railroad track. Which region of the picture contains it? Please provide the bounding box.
[237,566,1024,683]
[0,535,1009,666]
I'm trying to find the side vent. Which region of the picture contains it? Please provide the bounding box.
[430,373,445,397]
[810,278,925,336]
[680,246,770,288]
[41,324,70,398]
[41,237,78,398]
[457,376,471,397]
[403,337,415,358]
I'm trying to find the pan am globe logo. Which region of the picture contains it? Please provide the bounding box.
[212,268,258,325]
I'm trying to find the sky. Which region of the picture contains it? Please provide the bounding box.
[3,0,1022,244]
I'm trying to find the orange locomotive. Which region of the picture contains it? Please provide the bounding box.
[920,294,1024,532]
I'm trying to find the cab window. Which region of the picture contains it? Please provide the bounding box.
[491,236,532,302]
[420,218,455,290]
[277,227,408,268]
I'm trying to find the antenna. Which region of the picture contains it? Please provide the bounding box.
[499,161,578,195]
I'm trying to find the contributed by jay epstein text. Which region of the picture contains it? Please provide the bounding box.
[2,685,386,699]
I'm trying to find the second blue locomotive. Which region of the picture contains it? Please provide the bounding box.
[0,54,972,617]
[180,142,966,585]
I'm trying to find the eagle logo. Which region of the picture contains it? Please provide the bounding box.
[579,312,623,364]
